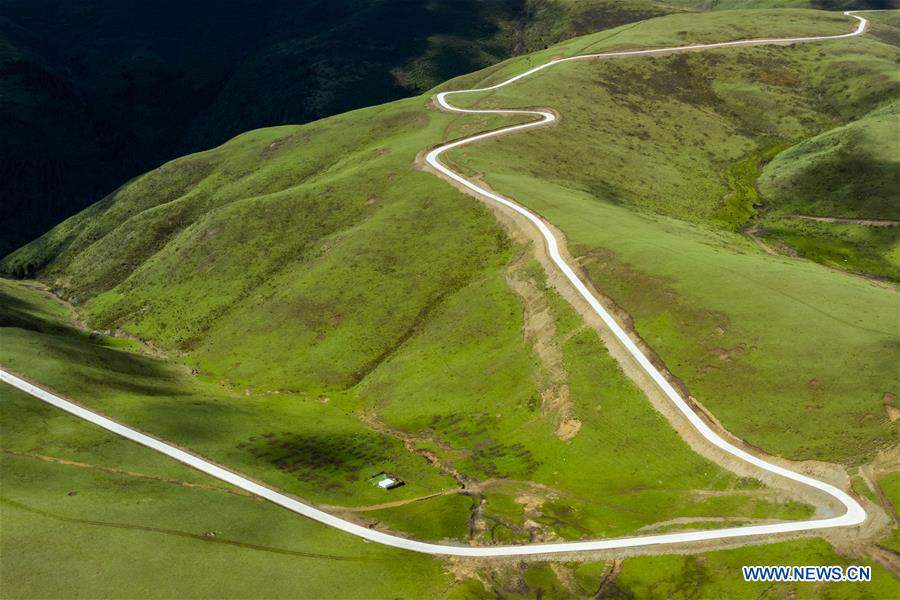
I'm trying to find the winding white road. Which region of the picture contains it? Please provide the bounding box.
[0,11,872,557]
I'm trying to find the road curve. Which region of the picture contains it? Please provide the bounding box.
[1,11,871,557]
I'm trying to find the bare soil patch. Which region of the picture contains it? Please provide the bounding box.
[505,252,579,440]
[884,392,899,423]
[790,215,900,227]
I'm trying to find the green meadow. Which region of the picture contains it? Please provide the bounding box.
[3,394,895,598]
[0,240,809,545]
[445,8,898,464]
[0,386,451,599]
[447,539,898,598]
[0,280,457,509]
[442,8,899,280]
[878,471,900,552]
[1,6,897,597]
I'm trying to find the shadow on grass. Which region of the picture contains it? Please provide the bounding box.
[0,496,366,561]
[0,289,74,336]
[1,285,239,446]
[1,287,189,395]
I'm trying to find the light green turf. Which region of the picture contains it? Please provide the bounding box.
[0,257,810,545]
[444,9,899,463]
[5,380,892,598]
[760,110,899,220]
[878,471,900,552]
[2,100,518,394]
[757,108,900,279]
[364,493,477,542]
[360,259,813,541]
[1,8,897,596]
[0,396,450,599]
[713,144,791,230]
[0,279,458,509]
[438,8,861,95]
[6,10,868,543]
[0,298,846,599]
[610,539,899,599]
[441,8,899,281]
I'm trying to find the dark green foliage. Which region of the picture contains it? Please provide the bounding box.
[240,432,395,493]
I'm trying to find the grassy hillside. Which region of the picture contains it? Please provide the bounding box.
[444,8,898,464]
[1,219,811,545]
[0,384,453,599]
[2,281,895,596]
[2,1,888,257]
[3,7,898,596]
[756,103,899,278]
[4,391,896,598]
[879,471,900,551]
[2,4,892,527]
[1,0,696,257]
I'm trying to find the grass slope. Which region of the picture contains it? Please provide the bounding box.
[0,242,809,546]
[877,471,900,552]
[757,99,900,279]
[1,5,891,537]
[467,540,899,598]
[1,290,893,595]
[1,0,695,257]
[0,280,458,509]
[441,7,899,280]
[2,7,898,596]
[444,8,899,463]
[3,404,895,599]
[0,387,451,599]
[2,0,886,257]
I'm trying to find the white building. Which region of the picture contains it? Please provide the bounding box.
[376,475,402,490]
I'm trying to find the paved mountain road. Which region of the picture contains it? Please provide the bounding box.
[0,11,873,557]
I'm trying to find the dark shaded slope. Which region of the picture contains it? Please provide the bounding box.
[0,0,684,256]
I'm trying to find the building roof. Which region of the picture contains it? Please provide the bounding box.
[377,477,398,489]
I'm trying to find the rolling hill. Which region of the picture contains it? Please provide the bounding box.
[1,5,898,598]
[441,7,899,462]
[2,0,890,257]
[0,0,691,257]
